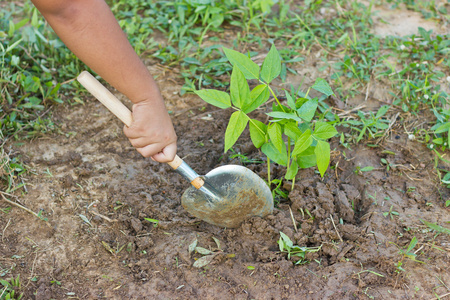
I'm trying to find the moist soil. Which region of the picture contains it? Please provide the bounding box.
[2,6,450,300]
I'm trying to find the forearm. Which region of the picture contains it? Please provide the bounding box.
[31,0,158,104]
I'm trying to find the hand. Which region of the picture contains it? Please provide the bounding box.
[123,98,177,163]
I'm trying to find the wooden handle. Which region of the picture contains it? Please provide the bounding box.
[77,71,133,127]
[76,71,182,170]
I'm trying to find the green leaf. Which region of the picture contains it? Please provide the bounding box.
[279,232,293,249]
[210,13,224,27]
[243,84,270,113]
[224,111,249,153]
[268,123,283,153]
[315,140,330,177]
[260,44,281,84]
[360,166,374,172]
[249,119,267,148]
[298,147,316,168]
[406,236,418,253]
[195,89,231,109]
[223,47,260,80]
[292,129,312,156]
[266,111,302,122]
[261,141,288,166]
[144,218,159,227]
[284,121,302,140]
[420,219,450,235]
[285,159,299,180]
[278,236,285,252]
[230,66,250,109]
[375,105,390,119]
[311,78,334,96]
[314,122,338,140]
[285,91,296,110]
[297,99,318,122]
[434,122,450,134]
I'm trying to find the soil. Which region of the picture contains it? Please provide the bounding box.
[1,4,450,300]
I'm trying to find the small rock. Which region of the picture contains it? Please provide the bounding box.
[131,218,143,233]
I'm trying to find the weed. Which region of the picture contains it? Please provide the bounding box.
[420,219,450,236]
[383,205,400,220]
[390,236,424,273]
[144,218,159,228]
[0,274,22,300]
[229,149,263,165]
[354,165,374,175]
[278,232,321,265]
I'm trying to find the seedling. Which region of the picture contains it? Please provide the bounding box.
[144,218,159,228]
[354,166,374,175]
[383,205,399,220]
[278,232,321,265]
[229,149,263,165]
[195,45,338,188]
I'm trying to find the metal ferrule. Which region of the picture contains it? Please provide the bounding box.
[175,161,200,182]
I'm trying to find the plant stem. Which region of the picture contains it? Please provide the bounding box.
[287,136,291,169]
[0,192,50,227]
[267,157,271,188]
[267,85,286,112]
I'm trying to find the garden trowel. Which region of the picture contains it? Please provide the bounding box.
[77,71,273,228]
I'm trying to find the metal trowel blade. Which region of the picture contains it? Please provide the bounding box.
[181,165,273,228]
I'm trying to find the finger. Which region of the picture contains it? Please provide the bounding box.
[123,125,141,139]
[127,137,148,149]
[135,143,165,158]
[151,143,177,163]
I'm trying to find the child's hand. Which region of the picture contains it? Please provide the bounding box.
[123,99,177,163]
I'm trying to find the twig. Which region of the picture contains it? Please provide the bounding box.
[330,214,343,243]
[429,292,450,300]
[403,172,423,182]
[1,193,39,218]
[26,251,39,287]
[376,112,400,145]
[1,192,50,227]
[289,206,298,233]
[2,218,11,242]
[90,210,117,223]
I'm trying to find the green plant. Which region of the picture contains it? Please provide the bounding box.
[144,218,159,228]
[195,45,338,187]
[278,232,321,265]
[383,205,399,220]
[189,237,225,268]
[341,106,391,144]
[354,165,374,175]
[0,148,27,193]
[229,148,263,165]
[0,274,23,300]
[420,219,450,236]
